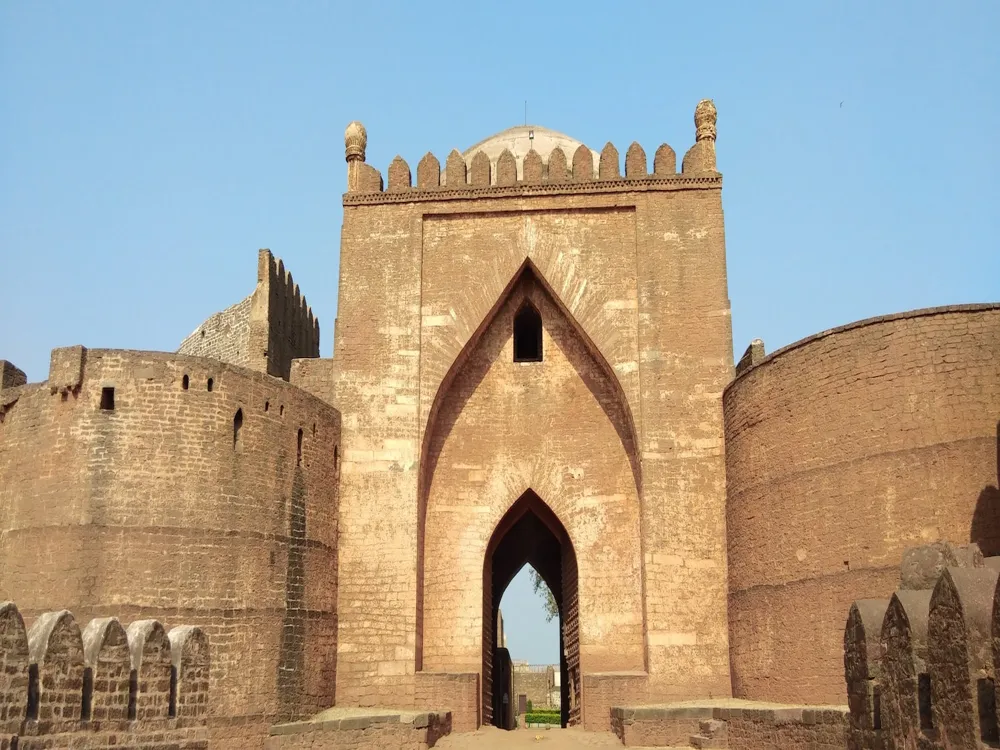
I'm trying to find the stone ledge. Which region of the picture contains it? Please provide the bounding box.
[269,710,450,736]
[343,174,722,205]
[726,302,1000,389]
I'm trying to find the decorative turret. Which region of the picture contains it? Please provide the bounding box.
[343,120,383,193]
[682,99,718,173]
[694,99,717,142]
[345,121,368,192]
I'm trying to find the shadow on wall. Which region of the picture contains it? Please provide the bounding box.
[971,421,1000,556]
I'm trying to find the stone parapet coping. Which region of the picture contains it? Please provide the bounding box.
[612,700,848,725]
[343,175,722,206]
[726,302,1000,390]
[269,708,450,736]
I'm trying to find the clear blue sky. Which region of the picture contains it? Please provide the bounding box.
[2,2,997,665]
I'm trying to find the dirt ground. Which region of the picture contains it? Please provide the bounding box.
[435,726,629,749]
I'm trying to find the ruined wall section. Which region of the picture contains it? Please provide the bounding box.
[0,346,340,750]
[251,249,321,381]
[725,304,1000,705]
[178,295,253,368]
[179,249,320,381]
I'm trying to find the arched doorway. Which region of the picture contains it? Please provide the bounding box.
[482,490,580,729]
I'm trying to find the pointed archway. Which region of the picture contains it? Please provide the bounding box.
[415,258,647,727]
[484,490,579,728]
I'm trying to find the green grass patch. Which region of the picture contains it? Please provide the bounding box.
[524,711,561,724]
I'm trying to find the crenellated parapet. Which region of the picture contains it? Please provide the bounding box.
[841,541,1000,750]
[342,99,720,204]
[179,248,320,381]
[0,601,208,747]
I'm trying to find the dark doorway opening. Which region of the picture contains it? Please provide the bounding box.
[482,490,580,729]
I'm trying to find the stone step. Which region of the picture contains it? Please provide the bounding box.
[689,733,727,749]
[698,719,727,738]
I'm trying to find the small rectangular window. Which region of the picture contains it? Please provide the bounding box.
[100,387,115,411]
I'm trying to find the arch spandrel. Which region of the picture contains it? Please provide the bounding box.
[417,210,642,451]
[418,268,645,675]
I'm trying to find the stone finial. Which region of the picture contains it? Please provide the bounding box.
[695,99,717,142]
[345,121,368,162]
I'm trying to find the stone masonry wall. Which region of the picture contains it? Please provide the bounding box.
[327,104,733,722]
[420,273,645,677]
[178,295,253,368]
[725,304,1000,705]
[0,346,340,750]
[0,601,209,750]
[180,249,320,381]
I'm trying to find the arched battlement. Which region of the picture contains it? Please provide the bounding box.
[126,619,173,721]
[27,609,85,724]
[168,626,210,719]
[880,590,933,750]
[0,602,29,724]
[844,599,889,747]
[927,567,1000,747]
[0,603,210,745]
[341,100,720,202]
[81,617,131,722]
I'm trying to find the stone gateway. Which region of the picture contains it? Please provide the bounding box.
[1,100,998,750]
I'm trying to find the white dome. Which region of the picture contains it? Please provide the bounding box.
[446,125,599,185]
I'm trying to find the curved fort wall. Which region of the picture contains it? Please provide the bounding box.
[724,303,1000,705]
[0,346,340,749]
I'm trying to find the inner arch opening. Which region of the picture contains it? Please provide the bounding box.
[483,490,580,729]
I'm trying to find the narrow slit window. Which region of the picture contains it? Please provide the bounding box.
[182,374,189,390]
[870,681,882,730]
[233,408,244,451]
[26,664,39,720]
[127,668,138,720]
[979,677,998,742]
[100,387,115,411]
[919,673,933,730]
[81,667,93,720]
[334,445,340,474]
[207,378,214,392]
[513,302,543,362]
[297,428,303,466]
[168,665,178,718]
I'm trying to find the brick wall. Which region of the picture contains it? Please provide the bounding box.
[0,347,340,749]
[178,295,253,368]
[331,109,733,718]
[413,673,479,733]
[0,601,209,750]
[724,304,1000,704]
[512,666,553,709]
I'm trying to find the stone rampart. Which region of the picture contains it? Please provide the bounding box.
[0,346,340,750]
[726,303,1000,704]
